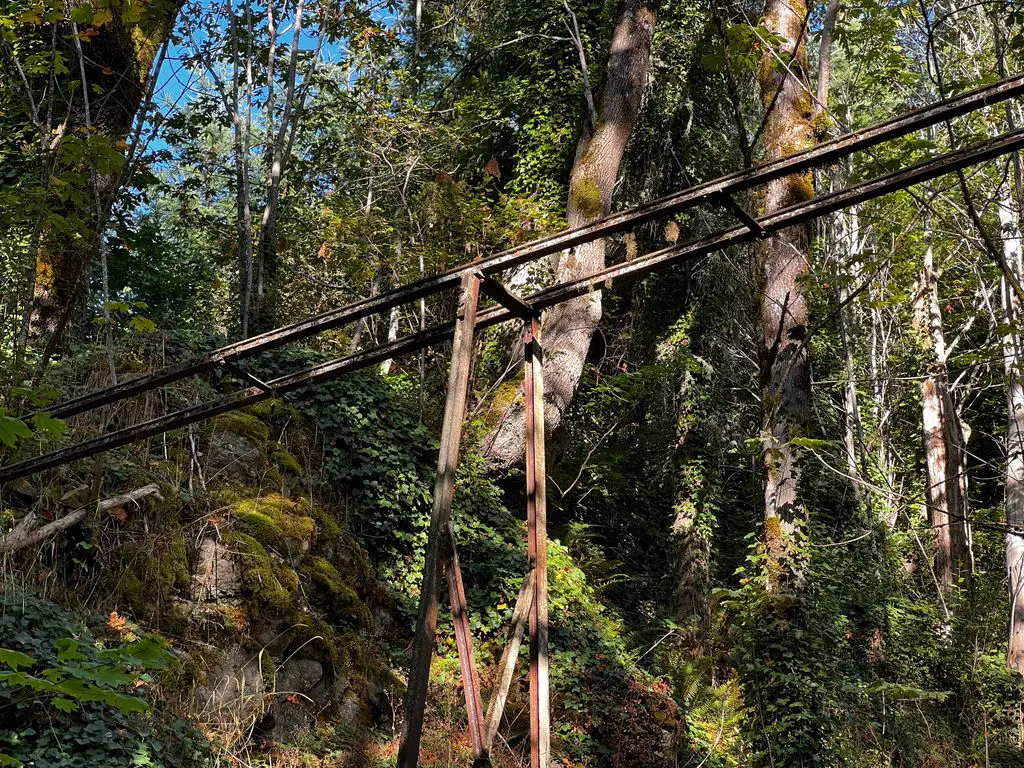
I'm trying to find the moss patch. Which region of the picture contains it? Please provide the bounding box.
[570,176,604,220]
[301,556,370,627]
[212,411,270,445]
[221,530,293,614]
[231,494,316,557]
[269,443,303,475]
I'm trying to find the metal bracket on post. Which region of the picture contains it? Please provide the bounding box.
[523,316,550,768]
[475,270,539,320]
[398,273,489,768]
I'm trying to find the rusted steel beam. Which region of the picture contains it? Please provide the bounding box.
[475,271,538,319]
[444,537,489,764]
[34,74,1024,422]
[6,128,1024,483]
[484,568,535,751]
[397,273,481,768]
[523,317,550,768]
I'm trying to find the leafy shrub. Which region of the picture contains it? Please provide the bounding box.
[0,595,214,768]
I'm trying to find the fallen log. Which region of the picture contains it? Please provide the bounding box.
[0,483,163,554]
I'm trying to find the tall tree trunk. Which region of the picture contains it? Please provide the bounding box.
[28,0,181,354]
[915,224,972,592]
[757,0,815,589]
[255,0,304,329]
[814,0,840,119]
[482,0,659,469]
[233,0,256,337]
[671,478,710,647]
[999,184,1024,673]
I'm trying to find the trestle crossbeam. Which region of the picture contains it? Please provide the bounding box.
[5,125,1024,484]
[28,74,1024,424]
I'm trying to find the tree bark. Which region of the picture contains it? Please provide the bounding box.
[814,0,841,119]
[757,0,815,589]
[27,0,182,351]
[482,0,659,469]
[998,186,1024,673]
[915,225,972,592]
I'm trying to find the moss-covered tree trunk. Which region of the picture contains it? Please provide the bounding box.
[756,0,815,589]
[483,0,659,468]
[31,0,181,356]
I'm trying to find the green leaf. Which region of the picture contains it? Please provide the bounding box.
[0,415,33,448]
[31,411,66,441]
[128,315,157,334]
[51,697,78,712]
[787,437,831,451]
[54,638,84,662]
[0,648,35,671]
[69,3,93,24]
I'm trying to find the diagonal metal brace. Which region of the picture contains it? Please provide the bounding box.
[714,192,766,237]
[223,362,276,396]
[475,270,539,319]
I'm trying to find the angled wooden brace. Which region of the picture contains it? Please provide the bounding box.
[398,273,490,768]
[484,568,535,750]
[475,270,540,320]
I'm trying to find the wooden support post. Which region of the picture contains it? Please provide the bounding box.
[397,273,481,768]
[444,538,489,763]
[484,568,535,751]
[523,316,550,768]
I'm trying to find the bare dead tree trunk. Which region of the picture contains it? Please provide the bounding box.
[870,267,899,523]
[483,0,659,469]
[997,183,1024,673]
[757,0,815,589]
[836,206,869,508]
[915,223,972,592]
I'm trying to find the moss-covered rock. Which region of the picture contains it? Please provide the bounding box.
[301,555,370,627]
[221,530,294,614]
[212,410,270,444]
[231,493,317,557]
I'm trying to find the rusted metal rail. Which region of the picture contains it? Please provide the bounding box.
[31,73,1024,423]
[5,125,1024,484]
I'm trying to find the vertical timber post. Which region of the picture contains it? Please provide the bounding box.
[524,315,550,768]
[398,273,481,768]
